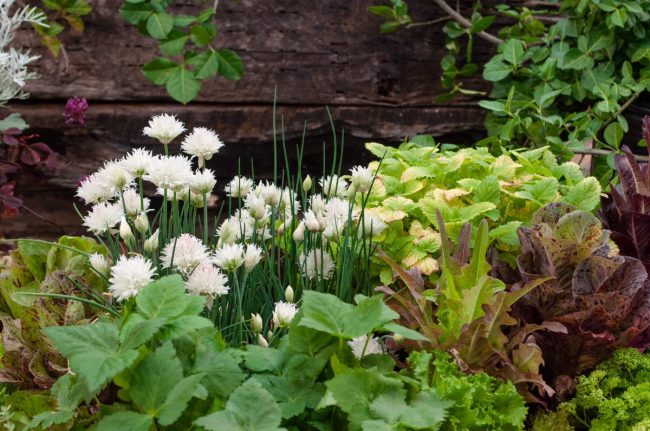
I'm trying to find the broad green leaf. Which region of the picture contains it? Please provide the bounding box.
[326,365,405,429]
[159,30,189,56]
[215,49,244,80]
[604,122,624,148]
[193,345,245,398]
[195,379,286,431]
[188,51,220,80]
[609,8,627,27]
[489,221,522,247]
[142,58,179,85]
[483,57,511,81]
[166,67,201,104]
[381,322,429,341]
[253,374,324,419]
[299,292,397,339]
[478,100,507,113]
[189,23,216,46]
[119,2,153,25]
[146,12,174,39]
[560,48,594,70]
[399,391,450,429]
[157,374,207,425]
[43,323,138,394]
[136,274,201,319]
[471,15,495,33]
[129,342,182,414]
[500,39,525,67]
[563,177,602,211]
[95,411,153,431]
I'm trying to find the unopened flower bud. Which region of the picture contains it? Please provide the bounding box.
[89,253,110,276]
[267,330,274,340]
[258,334,269,347]
[119,218,134,241]
[393,333,405,343]
[302,175,312,192]
[285,285,294,303]
[134,213,149,233]
[251,313,263,333]
[292,221,305,243]
[144,229,160,253]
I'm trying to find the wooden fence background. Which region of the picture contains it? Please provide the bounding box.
[4,0,649,238]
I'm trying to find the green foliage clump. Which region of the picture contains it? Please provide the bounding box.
[363,139,600,284]
[119,0,243,104]
[27,275,526,431]
[533,348,650,431]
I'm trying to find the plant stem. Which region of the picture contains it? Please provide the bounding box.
[603,91,642,128]
[572,148,649,162]
[432,0,502,44]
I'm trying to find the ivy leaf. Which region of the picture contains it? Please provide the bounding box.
[166,67,201,104]
[564,177,602,211]
[195,379,286,431]
[43,323,138,395]
[95,411,153,431]
[146,12,174,40]
[215,49,244,80]
[142,58,180,85]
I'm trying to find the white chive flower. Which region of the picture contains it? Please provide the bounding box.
[300,249,335,280]
[120,148,155,177]
[272,301,298,328]
[88,253,111,276]
[181,127,224,166]
[224,176,254,198]
[161,234,211,275]
[82,202,123,234]
[145,155,193,193]
[347,335,384,359]
[243,244,263,273]
[255,181,282,206]
[320,175,349,198]
[190,169,217,194]
[142,114,186,145]
[309,194,327,216]
[185,263,229,297]
[76,173,115,204]
[350,165,375,194]
[323,197,354,239]
[244,193,268,221]
[94,161,134,193]
[212,243,245,272]
[108,255,155,302]
[119,188,150,218]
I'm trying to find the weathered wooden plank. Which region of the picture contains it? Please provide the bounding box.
[18,0,494,104]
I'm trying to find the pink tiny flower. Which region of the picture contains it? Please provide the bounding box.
[64,97,89,126]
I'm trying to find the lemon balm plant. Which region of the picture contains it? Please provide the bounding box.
[74,114,383,346]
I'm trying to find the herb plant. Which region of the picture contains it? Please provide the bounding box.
[119,0,243,104]
[533,348,650,431]
[27,277,526,431]
[364,138,600,284]
[32,0,92,58]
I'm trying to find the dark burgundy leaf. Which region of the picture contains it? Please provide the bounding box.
[19,147,41,165]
